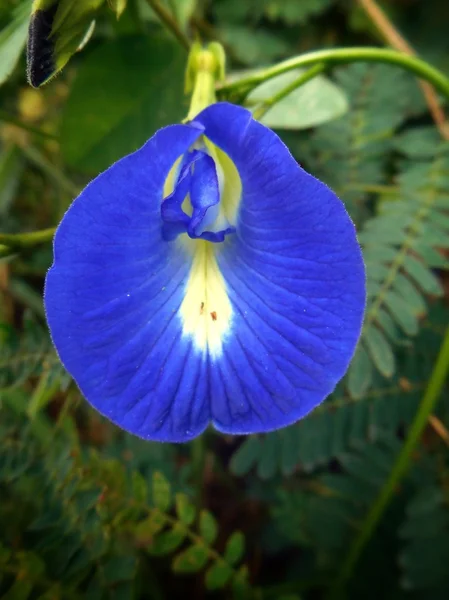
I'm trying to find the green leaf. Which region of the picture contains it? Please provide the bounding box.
[170,0,196,31]
[152,471,171,512]
[393,126,441,158]
[102,555,137,583]
[224,531,244,565]
[175,493,196,525]
[364,326,395,377]
[131,470,148,503]
[61,35,186,174]
[229,436,262,476]
[205,561,233,590]
[134,512,166,542]
[383,291,419,336]
[263,0,333,24]
[199,510,218,545]
[109,0,127,18]
[232,564,250,596]
[0,0,30,86]
[148,523,185,556]
[219,26,289,66]
[257,432,280,479]
[346,344,373,399]
[172,543,209,573]
[403,255,443,296]
[247,68,348,129]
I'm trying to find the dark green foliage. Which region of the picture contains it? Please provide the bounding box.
[0,401,248,598]
[1,0,449,599]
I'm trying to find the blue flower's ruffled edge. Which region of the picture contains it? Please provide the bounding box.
[45,102,366,442]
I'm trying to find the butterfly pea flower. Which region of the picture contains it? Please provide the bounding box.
[45,101,365,443]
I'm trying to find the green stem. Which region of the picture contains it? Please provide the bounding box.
[330,323,449,597]
[0,109,57,140]
[145,0,190,50]
[252,63,326,120]
[218,47,449,103]
[0,227,55,249]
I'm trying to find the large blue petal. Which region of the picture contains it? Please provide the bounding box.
[194,103,366,434]
[45,102,365,443]
[45,123,210,442]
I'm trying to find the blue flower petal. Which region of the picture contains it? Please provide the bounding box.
[193,103,366,434]
[45,123,211,442]
[45,102,365,443]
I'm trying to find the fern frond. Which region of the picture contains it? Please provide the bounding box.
[348,141,449,398]
[271,434,403,568]
[0,317,67,391]
[399,482,449,593]
[0,402,249,598]
[304,63,424,223]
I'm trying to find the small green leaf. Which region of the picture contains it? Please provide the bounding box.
[108,0,127,18]
[175,493,196,525]
[0,0,29,87]
[148,523,185,556]
[230,436,262,476]
[131,470,148,503]
[364,326,395,377]
[393,127,440,158]
[135,512,166,542]
[224,531,245,565]
[263,0,332,24]
[346,343,373,399]
[257,433,280,479]
[232,564,250,597]
[205,561,233,590]
[172,543,209,573]
[247,68,348,129]
[169,0,196,31]
[102,555,137,583]
[383,291,419,336]
[152,471,171,511]
[220,27,288,66]
[199,510,218,545]
[403,255,443,296]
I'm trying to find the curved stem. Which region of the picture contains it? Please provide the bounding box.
[145,0,190,50]
[218,47,449,103]
[329,323,449,597]
[0,227,55,249]
[252,63,326,120]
